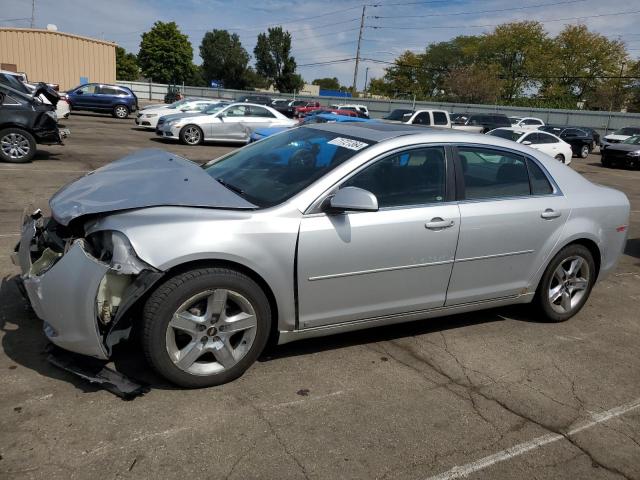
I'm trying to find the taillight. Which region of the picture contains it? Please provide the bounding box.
[616,225,628,232]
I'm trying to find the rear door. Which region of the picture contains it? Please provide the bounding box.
[446,145,569,305]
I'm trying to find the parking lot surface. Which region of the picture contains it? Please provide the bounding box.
[1,114,639,480]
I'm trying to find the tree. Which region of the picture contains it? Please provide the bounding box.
[116,46,139,81]
[242,67,271,90]
[138,21,194,83]
[480,21,552,101]
[442,64,503,103]
[312,77,341,90]
[380,51,426,99]
[254,27,302,92]
[200,29,250,89]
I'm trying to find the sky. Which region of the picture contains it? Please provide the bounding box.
[2,0,639,88]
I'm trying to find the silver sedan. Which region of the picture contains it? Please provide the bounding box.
[155,102,297,145]
[13,124,630,387]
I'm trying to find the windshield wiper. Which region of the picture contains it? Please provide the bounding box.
[215,177,245,196]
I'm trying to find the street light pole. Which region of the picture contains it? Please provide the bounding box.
[351,5,366,95]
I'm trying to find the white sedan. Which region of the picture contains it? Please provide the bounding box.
[135,98,223,129]
[487,127,573,165]
[156,103,298,145]
[509,116,545,130]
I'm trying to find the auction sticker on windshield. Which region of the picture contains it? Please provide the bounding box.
[328,137,369,151]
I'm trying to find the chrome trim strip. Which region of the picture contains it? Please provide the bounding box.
[456,249,534,263]
[308,259,454,281]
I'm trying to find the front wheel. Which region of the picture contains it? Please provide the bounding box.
[142,268,271,388]
[535,244,595,322]
[0,128,36,163]
[580,144,590,159]
[179,125,203,145]
[112,104,129,119]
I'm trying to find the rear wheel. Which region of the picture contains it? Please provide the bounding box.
[179,125,203,145]
[112,104,129,119]
[580,144,590,159]
[554,154,565,164]
[142,268,271,388]
[0,128,36,163]
[535,244,595,322]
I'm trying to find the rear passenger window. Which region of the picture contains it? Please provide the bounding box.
[343,147,446,208]
[433,111,448,125]
[413,112,431,125]
[527,159,554,195]
[458,147,529,200]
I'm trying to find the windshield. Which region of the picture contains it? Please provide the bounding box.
[622,135,640,145]
[204,127,375,207]
[614,127,640,136]
[167,99,191,109]
[384,109,413,120]
[203,103,226,114]
[488,129,525,141]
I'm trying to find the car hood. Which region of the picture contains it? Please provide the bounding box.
[49,149,256,225]
[602,143,640,152]
[604,134,631,141]
[159,112,206,123]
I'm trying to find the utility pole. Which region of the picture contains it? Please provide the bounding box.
[351,5,366,95]
[30,0,35,28]
[364,67,369,97]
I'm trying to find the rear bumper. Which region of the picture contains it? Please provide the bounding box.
[14,219,109,359]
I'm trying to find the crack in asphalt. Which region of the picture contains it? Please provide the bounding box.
[376,336,635,479]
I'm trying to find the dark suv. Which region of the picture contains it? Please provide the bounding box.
[66,83,138,118]
[461,114,511,133]
[0,84,67,163]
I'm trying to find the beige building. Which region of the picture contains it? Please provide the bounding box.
[0,27,116,90]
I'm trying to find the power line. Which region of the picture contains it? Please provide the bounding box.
[369,9,640,29]
[298,58,356,67]
[370,0,586,19]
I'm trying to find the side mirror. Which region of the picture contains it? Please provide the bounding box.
[327,187,378,213]
[522,140,532,145]
[75,90,83,95]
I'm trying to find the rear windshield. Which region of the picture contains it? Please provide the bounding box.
[384,109,413,120]
[487,129,525,141]
[204,127,375,208]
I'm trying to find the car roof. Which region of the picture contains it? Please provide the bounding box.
[307,121,460,142]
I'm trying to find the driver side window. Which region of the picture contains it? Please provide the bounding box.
[78,84,96,94]
[342,147,446,208]
[223,105,247,117]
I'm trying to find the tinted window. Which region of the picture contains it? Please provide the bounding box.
[205,128,374,208]
[77,84,97,94]
[385,109,413,120]
[527,159,553,195]
[488,129,525,141]
[1,93,21,105]
[413,112,431,125]
[523,119,542,125]
[537,132,559,144]
[98,86,122,95]
[458,147,529,200]
[343,147,446,208]
[433,111,448,125]
[249,106,275,118]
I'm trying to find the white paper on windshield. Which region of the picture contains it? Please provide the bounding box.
[327,137,369,151]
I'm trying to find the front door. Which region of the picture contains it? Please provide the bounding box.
[446,145,569,305]
[297,146,460,329]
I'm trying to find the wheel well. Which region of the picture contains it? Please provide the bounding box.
[568,238,601,280]
[164,259,280,340]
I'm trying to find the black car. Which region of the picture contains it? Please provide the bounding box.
[601,135,640,169]
[383,109,414,121]
[539,126,594,158]
[576,127,600,149]
[239,95,272,105]
[463,113,511,133]
[0,83,66,163]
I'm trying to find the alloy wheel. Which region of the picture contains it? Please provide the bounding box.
[115,106,128,118]
[183,126,201,145]
[547,255,590,314]
[165,289,257,376]
[0,133,30,160]
[580,145,589,158]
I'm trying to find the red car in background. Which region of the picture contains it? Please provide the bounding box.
[293,101,321,117]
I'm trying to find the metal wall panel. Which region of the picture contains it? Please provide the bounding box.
[0,28,116,90]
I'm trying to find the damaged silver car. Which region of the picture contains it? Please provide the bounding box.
[13,124,630,387]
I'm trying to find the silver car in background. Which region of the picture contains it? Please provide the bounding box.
[13,123,629,387]
[156,102,297,145]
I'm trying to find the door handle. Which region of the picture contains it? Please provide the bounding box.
[425,217,455,230]
[541,209,561,219]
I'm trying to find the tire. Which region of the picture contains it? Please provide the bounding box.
[112,104,129,119]
[554,154,565,164]
[0,128,36,163]
[580,144,590,159]
[535,244,595,323]
[179,125,203,145]
[142,267,271,388]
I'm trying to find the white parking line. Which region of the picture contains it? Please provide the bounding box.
[0,168,88,173]
[427,397,640,480]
